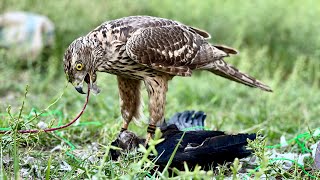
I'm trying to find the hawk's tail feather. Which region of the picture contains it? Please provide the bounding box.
[208,60,272,92]
[213,45,238,55]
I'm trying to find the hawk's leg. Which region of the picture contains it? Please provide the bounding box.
[144,76,169,145]
[117,76,142,132]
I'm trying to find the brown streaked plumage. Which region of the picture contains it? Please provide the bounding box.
[63,16,272,143]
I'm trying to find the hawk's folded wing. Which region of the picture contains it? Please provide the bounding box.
[126,26,206,76]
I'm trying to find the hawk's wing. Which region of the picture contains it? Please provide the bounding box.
[125,26,206,76]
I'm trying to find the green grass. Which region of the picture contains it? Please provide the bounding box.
[1,0,320,178]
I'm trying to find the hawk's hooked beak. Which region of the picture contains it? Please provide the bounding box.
[74,73,100,95]
[75,86,86,94]
[73,73,90,94]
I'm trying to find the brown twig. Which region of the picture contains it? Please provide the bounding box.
[0,86,90,134]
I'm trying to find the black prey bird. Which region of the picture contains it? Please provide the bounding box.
[110,111,256,170]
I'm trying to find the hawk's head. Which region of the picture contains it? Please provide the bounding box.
[63,37,100,94]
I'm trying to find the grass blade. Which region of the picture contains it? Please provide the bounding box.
[0,140,7,180]
[46,155,52,180]
[13,132,19,180]
[161,131,185,176]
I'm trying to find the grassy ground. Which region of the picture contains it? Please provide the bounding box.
[1,0,320,179]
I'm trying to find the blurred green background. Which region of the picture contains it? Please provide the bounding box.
[1,0,320,178]
[1,0,320,140]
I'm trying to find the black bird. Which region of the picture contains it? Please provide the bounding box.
[111,111,256,170]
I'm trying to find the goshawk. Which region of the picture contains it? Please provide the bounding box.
[63,16,272,142]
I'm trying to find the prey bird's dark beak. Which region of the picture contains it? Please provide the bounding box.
[75,86,86,94]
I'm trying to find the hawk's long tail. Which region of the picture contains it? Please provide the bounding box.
[202,45,272,92]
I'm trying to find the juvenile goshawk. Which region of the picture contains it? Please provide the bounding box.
[63,16,272,142]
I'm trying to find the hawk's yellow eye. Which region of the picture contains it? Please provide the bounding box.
[76,63,83,71]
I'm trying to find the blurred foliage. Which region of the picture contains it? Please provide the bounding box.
[0,0,320,178]
[2,0,320,74]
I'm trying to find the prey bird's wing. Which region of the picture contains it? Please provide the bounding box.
[166,110,206,131]
[125,26,206,76]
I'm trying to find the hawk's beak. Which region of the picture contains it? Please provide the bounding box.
[75,86,86,94]
[73,74,90,94]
